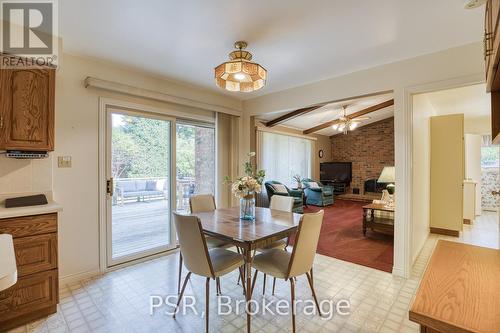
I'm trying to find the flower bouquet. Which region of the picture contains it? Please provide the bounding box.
[225,152,265,220]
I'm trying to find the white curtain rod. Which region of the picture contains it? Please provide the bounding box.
[84,77,242,116]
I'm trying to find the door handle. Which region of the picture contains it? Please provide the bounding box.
[492,190,500,196]
[107,178,114,197]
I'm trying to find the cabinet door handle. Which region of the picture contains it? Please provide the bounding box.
[0,115,3,129]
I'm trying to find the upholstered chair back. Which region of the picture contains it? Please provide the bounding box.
[287,210,324,278]
[190,194,216,213]
[173,213,213,278]
[270,195,294,212]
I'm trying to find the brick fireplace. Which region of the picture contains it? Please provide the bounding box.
[330,117,394,193]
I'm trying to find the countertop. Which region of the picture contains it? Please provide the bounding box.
[0,234,17,291]
[409,240,500,333]
[0,201,62,219]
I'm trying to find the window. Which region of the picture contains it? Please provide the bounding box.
[258,130,313,186]
[176,122,215,212]
[481,135,500,169]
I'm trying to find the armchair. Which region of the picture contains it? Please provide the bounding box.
[264,181,303,214]
[302,178,334,206]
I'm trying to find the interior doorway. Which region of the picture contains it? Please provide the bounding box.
[412,83,499,253]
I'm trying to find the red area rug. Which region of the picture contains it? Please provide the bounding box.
[303,199,394,273]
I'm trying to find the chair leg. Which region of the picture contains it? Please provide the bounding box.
[205,277,210,333]
[236,247,241,286]
[310,268,314,288]
[173,272,191,319]
[238,266,247,296]
[306,272,322,317]
[272,277,276,295]
[251,270,259,297]
[177,253,183,295]
[262,273,267,295]
[290,278,296,333]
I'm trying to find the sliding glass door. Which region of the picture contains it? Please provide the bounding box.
[176,122,215,213]
[106,110,175,266]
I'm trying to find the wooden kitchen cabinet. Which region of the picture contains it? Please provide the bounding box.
[0,56,55,151]
[485,0,500,144]
[0,213,59,331]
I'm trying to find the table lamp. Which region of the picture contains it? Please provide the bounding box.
[378,166,395,208]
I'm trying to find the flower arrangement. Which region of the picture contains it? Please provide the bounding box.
[226,152,265,198]
[225,152,265,220]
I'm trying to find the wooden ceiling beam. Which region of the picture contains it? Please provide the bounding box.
[265,104,323,127]
[302,99,394,135]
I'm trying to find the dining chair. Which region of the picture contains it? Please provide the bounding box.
[172,213,245,333]
[177,194,229,294]
[251,210,325,333]
[253,195,294,293]
[270,195,295,212]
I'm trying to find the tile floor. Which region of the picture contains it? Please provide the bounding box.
[7,212,499,333]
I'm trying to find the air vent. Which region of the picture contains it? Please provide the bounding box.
[5,151,49,159]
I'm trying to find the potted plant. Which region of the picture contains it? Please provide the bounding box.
[225,152,265,220]
[292,174,302,189]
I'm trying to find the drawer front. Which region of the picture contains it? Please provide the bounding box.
[0,269,58,323]
[13,233,57,276]
[0,213,57,238]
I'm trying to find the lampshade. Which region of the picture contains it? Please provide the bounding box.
[215,41,267,93]
[378,166,395,183]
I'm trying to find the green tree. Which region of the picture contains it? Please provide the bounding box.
[120,116,170,178]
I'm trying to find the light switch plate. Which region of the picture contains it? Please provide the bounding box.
[58,156,72,168]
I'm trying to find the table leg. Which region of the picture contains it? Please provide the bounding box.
[244,246,252,333]
[362,208,367,236]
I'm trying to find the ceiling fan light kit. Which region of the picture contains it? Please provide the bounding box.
[332,105,370,134]
[215,41,267,92]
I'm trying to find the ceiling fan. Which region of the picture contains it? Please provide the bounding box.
[331,105,371,134]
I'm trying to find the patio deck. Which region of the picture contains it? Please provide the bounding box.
[112,199,179,259]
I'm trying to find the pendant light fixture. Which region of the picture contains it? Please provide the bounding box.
[215,41,267,92]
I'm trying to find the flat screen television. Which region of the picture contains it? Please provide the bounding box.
[320,162,352,184]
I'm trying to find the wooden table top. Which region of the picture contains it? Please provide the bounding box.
[409,240,500,333]
[362,203,394,212]
[193,207,302,244]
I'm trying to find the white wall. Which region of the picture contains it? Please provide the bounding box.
[243,42,484,277]
[52,53,241,280]
[464,134,482,214]
[0,156,53,195]
[411,94,435,263]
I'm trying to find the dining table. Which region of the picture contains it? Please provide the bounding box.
[192,206,302,333]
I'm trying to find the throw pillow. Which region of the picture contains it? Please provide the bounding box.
[271,184,288,194]
[308,182,320,189]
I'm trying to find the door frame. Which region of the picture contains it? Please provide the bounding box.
[402,73,484,277]
[104,107,176,267]
[98,97,214,272]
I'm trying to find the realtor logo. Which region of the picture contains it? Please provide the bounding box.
[1,0,57,59]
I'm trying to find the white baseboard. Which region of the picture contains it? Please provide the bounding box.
[391,265,406,278]
[59,269,102,287]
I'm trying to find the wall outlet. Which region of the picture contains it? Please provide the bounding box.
[58,156,72,168]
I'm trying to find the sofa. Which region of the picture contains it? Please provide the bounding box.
[302,178,334,206]
[115,179,167,204]
[264,180,303,214]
